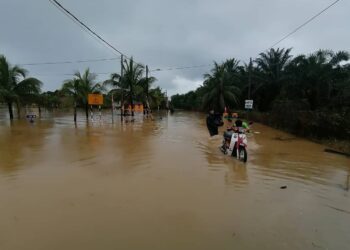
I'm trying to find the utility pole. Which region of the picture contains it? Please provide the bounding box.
[165,90,169,110]
[146,65,149,114]
[120,55,124,121]
[111,92,114,124]
[247,57,252,122]
[248,57,252,100]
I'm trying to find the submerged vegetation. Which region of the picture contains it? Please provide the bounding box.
[171,48,350,140]
[0,55,168,120]
[0,55,42,119]
[1,48,349,141]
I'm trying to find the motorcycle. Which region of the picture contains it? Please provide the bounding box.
[220,127,248,162]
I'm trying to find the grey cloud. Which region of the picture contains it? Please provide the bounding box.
[1,0,349,96]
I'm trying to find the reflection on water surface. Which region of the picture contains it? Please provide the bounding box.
[0,108,349,250]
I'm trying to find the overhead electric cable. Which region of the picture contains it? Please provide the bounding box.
[49,0,118,54]
[269,0,341,48]
[49,0,144,66]
[150,64,213,72]
[22,57,120,66]
[49,0,124,55]
[32,72,114,76]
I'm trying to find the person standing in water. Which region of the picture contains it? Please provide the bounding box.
[206,110,219,136]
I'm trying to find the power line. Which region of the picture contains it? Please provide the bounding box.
[270,0,341,48]
[32,62,213,76]
[49,0,125,56]
[22,57,120,66]
[47,0,342,76]
[49,0,113,53]
[49,0,144,66]
[49,0,233,75]
[31,72,114,77]
[150,64,213,72]
[31,62,214,76]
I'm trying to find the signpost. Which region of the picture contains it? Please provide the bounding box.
[88,94,104,105]
[245,100,254,110]
[26,114,36,123]
[88,94,104,121]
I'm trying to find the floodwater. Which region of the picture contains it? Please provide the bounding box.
[0,108,349,250]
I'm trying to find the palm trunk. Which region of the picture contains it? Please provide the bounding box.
[130,87,134,117]
[38,106,42,118]
[130,92,134,117]
[74,102,77,123]
[16,102,21,119]
[121,91,124,121]
[8,102,14,120]
[146,99,151,115]
[85,104,89,120]
[146,92,150,113]
[131,98,134,116]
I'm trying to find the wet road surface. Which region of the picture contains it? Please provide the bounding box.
[0,109,349,250]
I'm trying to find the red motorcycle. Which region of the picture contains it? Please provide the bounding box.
[220,127,248,162]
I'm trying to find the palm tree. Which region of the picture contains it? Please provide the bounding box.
[104,72,131,120]
[256,48,292,82]
[62,79,81,122]
[148,86,165,109]
[284,50,349,109]
[104,73,124,113]
[255,48,292,111]
[0,55,42,119]
[202,59,241,112]
[62,69,103,121]
[138,75,157,112]
[39,91,62,109]
[122,58,144,116]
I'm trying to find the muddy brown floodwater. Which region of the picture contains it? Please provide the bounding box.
[0,109,349,250]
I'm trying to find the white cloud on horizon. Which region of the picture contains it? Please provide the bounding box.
[170,76,203,96]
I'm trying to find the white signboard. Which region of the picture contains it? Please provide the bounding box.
[245,100,254,109]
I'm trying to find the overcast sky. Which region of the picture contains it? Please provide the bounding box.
[0,0,349,96]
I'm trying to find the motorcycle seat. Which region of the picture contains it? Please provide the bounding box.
[224,131,233,139]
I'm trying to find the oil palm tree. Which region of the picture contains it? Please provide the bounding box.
[284,50,349,109]
[0,55,42,119]
[62,68,103,121]
[254,48,292,111]
[256,48,292,83]
[202,59,241,112]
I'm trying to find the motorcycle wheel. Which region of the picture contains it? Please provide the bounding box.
[239,147,247,162]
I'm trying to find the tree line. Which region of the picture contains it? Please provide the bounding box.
[171,48,350,139]
[0,55,167,121]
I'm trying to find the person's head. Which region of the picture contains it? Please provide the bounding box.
[235,119,243,127]
[209,110,214,115]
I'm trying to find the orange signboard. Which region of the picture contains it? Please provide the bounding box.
[134,104,144,112]
[127,104,144,112]
[88,94,104,105]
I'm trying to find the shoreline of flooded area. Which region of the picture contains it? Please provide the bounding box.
[0,110,349,250]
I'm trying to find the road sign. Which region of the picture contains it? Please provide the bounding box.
[245,100,254,109]
[88,94,104,105]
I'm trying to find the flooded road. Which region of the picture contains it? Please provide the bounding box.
[0,109,349,250]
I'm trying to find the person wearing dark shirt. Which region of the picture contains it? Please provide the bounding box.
[206,110,218,136]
